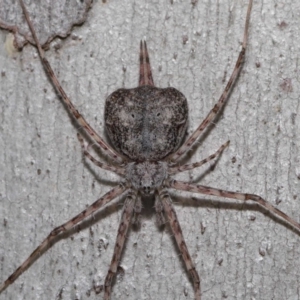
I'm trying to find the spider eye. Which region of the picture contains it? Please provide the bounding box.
[143,186,151,194]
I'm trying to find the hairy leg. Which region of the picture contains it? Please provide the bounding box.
[159,189,201,300]
[169,0,253,162]
[77,133,125,176]
[104,190,136,299]
[169,180,300,233]
[0,184,127,293]
[19,0,123,163]
[169,140,229,175]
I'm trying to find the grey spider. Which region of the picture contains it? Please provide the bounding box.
[1,0,300,299]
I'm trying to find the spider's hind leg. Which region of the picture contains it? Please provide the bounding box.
[169,0,253,162]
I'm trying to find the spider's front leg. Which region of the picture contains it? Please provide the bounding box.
[158,188,201,300]
[104,189,137,300]
[0,184,128,294]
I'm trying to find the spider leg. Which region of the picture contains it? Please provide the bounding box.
[169,140,229,175]
[159,189,201,300]
[169,180,300,233]
[169,0,253,162]
[77,133,125,176]
[155,193,166,226]
[19,0,124,164]
[139,40,154,86]
[0,184,128,294]
[104,190,136,300]
[132,194,142,226]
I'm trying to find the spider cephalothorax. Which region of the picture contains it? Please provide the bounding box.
[126,161,168,195]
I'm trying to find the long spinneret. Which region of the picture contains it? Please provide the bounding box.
[139,40,154,86]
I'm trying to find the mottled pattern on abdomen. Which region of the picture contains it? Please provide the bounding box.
[105,86,188,161]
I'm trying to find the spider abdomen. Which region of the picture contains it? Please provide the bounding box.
[105,85,188,161]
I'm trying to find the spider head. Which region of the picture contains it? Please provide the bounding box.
[126,161,168,195]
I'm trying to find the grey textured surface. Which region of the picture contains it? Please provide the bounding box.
[1,1,300,299]
[0,0,92,49]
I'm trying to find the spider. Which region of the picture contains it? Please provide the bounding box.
[1,0,300,299]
